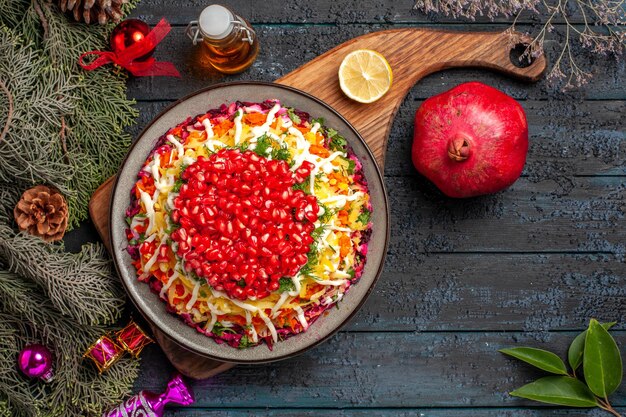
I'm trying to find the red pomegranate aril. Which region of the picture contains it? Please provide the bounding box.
[170,148,319,300]
[305,210,317,223]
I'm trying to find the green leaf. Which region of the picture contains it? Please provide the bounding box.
[584,319,623,398]
[510,376,598,407]
[568,321,616,371]
[499,347,569,375]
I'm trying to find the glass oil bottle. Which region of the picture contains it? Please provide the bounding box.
[186,4,259,74]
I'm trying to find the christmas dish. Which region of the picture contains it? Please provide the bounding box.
[125,99,372,349]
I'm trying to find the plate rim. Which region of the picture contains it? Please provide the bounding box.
[109,80,390,363]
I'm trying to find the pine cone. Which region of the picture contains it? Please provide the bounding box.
[57,0,127,25]
[14,185,69,243]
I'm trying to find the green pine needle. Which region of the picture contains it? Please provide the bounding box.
[0,0,141,415]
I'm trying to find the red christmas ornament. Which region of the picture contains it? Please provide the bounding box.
[115,320,153,357]
[78,18,180,77]
[83,335,124,373]
[110,19,154,62]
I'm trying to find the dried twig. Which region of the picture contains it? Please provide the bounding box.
[59,115,70,164]
[32,0,49,40]
[414,0,625,88]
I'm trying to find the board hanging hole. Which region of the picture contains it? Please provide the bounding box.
[509,43,535,68]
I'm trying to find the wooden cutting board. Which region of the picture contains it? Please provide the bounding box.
[89,28,546,379]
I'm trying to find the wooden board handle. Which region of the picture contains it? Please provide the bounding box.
[278,29,547,167]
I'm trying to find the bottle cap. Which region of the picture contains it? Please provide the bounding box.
[198,5,234,40]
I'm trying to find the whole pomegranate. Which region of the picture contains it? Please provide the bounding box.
[412,82,528,198]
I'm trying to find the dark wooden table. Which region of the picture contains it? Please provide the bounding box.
[67,1,626,415]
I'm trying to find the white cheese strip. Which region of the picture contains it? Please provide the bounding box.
[271,292,291,318]
[288,273,302,297]
[150,153,160,183]
[166,190,178,211]
[166,134,185,158]
[245,310,259,343]
[310,122,321,134]
[308,151,344,195]
[314,279,349,286]
[182,156,196,166]
[332,270,353,279]
[258,310,278,343]
[204,300,225,333]
[202,118,214,138]
[250,103,281,141]
[204,139,224,153]
[185,280,201,310]
[141,235,167,277]
[139,189,156,234]
[159,270,179,299]
[233,110,243,144]
[293,306,309,330]
[321,192,364,206]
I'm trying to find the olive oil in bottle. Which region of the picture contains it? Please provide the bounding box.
[186,4,259,74]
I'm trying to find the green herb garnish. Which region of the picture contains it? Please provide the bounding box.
[239,335,256,348]
[211,322,236,336]
[311,117,325,127]
[253,134,272,156]
[357,207,371,224]
[287,108,301,124]
[327,128,347,151]
[271,146,291,162]
[347,158,356,174]
[318,202,335,224]
[279,277,296,293]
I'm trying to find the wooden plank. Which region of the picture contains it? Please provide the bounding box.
[164,408,626,416]
[347,254,626,332]
[133,331,626,408]
[131,0,590,25]
[129,101,626,178]
[76,252,626,333]
[386,176,626,253]
[126,26,625,101]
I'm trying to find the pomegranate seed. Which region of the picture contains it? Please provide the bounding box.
[170,148,319,300]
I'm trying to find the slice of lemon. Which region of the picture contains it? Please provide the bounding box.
[338,49,393,104]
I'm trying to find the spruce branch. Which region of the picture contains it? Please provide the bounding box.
[0,223,126,326]
[0,1,141,415]
[0,271,139,416]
